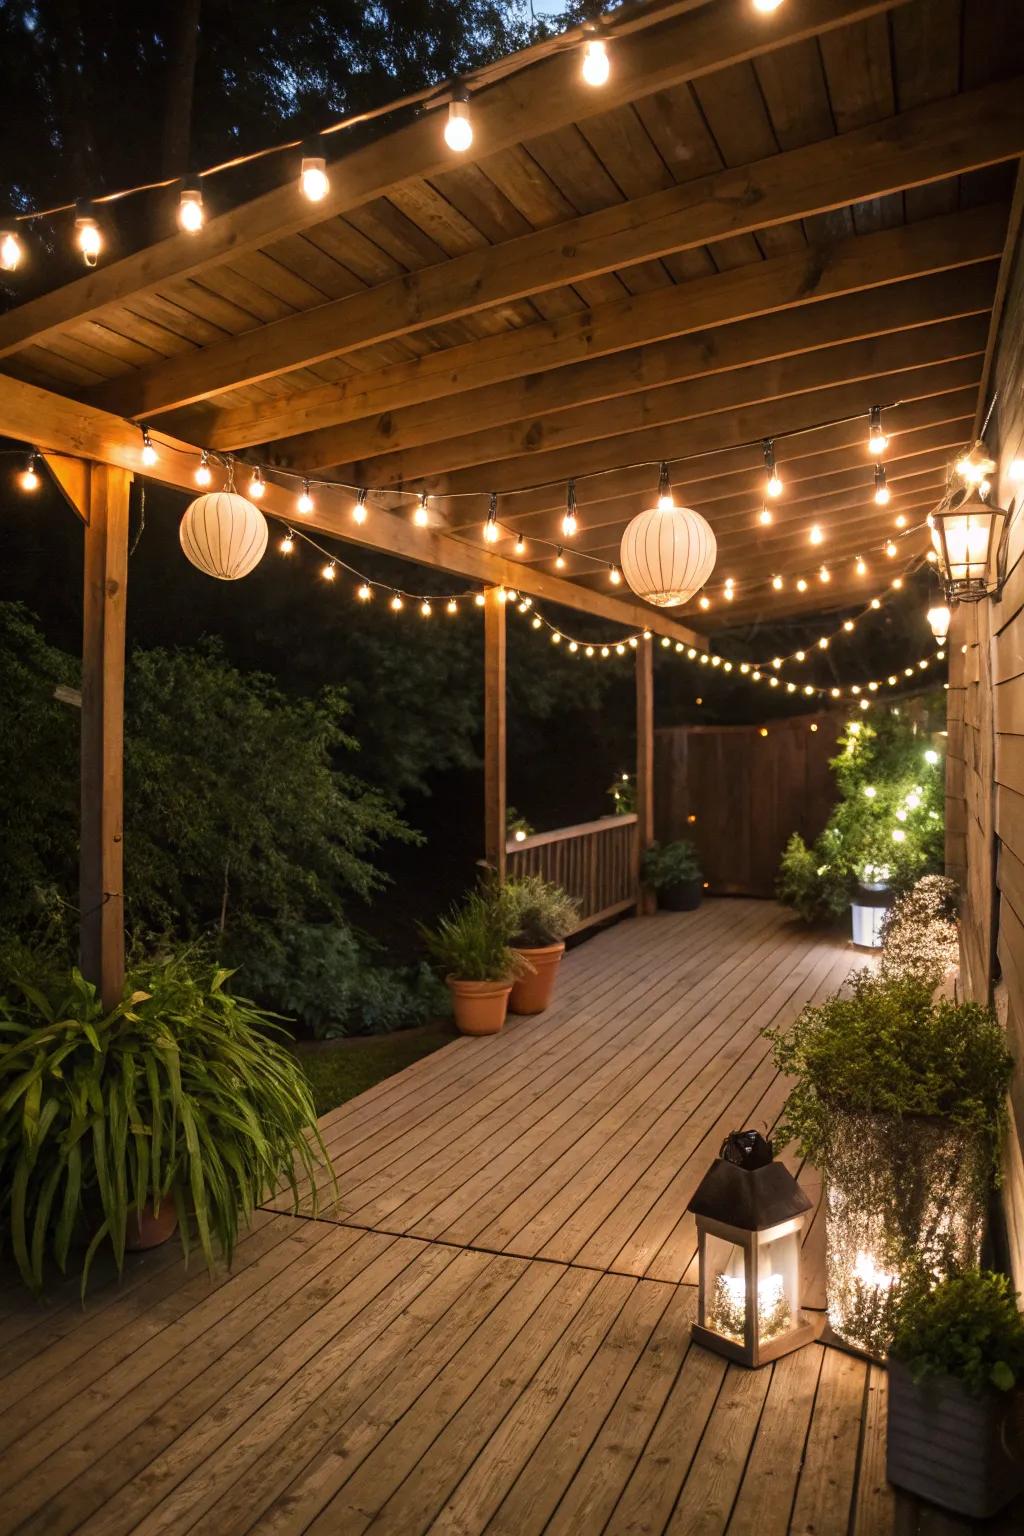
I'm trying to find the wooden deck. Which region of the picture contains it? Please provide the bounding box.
[0,900,1016,1536]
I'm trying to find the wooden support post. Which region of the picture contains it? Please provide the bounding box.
[79,462,131,1008]
[636,638,656,915]
[484,586,507,881]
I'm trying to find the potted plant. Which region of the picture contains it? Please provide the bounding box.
[887,1270,1024,1518]
[422,882,527,1036]
[0,950,329,1296]
[880,873,959,985]
[766,971,1013,1357]
[641,839,703,911]
[503,875,580,1015]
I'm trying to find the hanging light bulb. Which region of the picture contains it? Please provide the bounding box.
[809,523,823,545]
[247,466,266,500]
[844,620,855,632]
[895,513,907,528]
[514,533,527,555]
[867,405,888,457]
[759,505,772,525]
[699,595,711,610]
[753,0,785,11]
[0,228,23,271]
[297,479,314,515]
[819,565,831,583]
[581,37,610,86]
[927,604,951,643]
[763,439,783,498]
[300,151,330,202]
[357,583,372,601]
[562,479,578,537]
[555,547,566,570]
[18,451,40,492]
[855,556,867,576]
[655,461,675,512]
[140,426,158,467]
[483,492,499,543]
[873,464,890,506]
[444,91,473,152]
[390,592,404,612]
[414,493,430,527]
[352,488,368,524]
[74,201,102,267]
[474,592,486,607]
[322,560,337,582]
[194,450,213,488]
[420,600,432,617]
[446,598,458,615]
[796,578,808,592]
[609,565,621,585]
[771,574,783,591]
[177,182,204,233]
[279,531,295,554]
[885,541,897,558]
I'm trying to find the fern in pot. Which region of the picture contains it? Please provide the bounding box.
[503,876,580,1015]
[887,1270,1024,1518]
[0,950,329,1295]
[641,839,703,911]
[422,882,527,1036]
[766,970,1012,1357]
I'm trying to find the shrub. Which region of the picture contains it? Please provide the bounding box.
[881,874,960,986]
[642,839,702,889]
[503,876,579,947]
[891,1271,1024,1394]
[777,832,834,922]
[421,881,527,983]
[0,949,329,1295]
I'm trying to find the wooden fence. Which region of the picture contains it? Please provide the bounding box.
[505,814,639,932]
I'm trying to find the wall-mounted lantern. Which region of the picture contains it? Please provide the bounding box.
[688,1130,820,1367]
[930,489,1009,602]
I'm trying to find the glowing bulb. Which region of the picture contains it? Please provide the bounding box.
[864,785,877,799]
[856,557,867,576]
[1,230,23,271]
[819,566,830,583]
[420,600,432,617]
[561,509,577,537]
[300,155,329,202]
[724,585,734,601]
[795,650,806,662]
[414,494,430,527]
[927,604,951,642]
[609,566,621,585]
[772,657,783,669]
[762,438,782,497]
[771,574,783,591]
[895,513,907,529]
[194,451,212,487]
[797,578,808,592]
[870,597,881,610]
[483,495,500,543]
[140,428,157,467]
[867,406,888,457]
[75,206,102,267]
[178,185,204,233]
[474,592,486,607]
[279,533,294,554]
[248,467,265,500]
[892,577,903,590]
[444,95,473,152]
[753,0,785,10]
[18,452,39,492]
[552,632,562,645]
[390,593,404,612]
[555,550,566,570]
[357,583,372,601]
[322,561,336,582]
[819,637,829,650]
[873,465,890,505]
[925,749,939,765]
[885,541,897,558]
[892,827,906,842]
[581,38,610,86]
[514,534,526,555]
[297,480,314,515]
[759,506,772,525]
[809,524,823,545]
[447,599,458,615]
[766,473,783,497]
[353,490,367,524]
[844,620,855,633]
[699,596,710,610]
[586,645,594,657]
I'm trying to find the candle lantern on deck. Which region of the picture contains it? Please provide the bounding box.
[688,1130,820,1367]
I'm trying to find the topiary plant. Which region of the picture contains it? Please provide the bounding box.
[891,1270,1024,1395]
[880,874,960,986]
[503,875,580,947]
[641,839,702,889]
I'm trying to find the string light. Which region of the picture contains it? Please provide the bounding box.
[0,229,22,271]
[894,512,907,529]
[856,557,867,576]
[809,524,823,545]
[885,541,897,558]
[867,406,888,457]
[797,578,808,592]
[581,37,610,86]
[74,201,102,267]
[656,461,674,511]
[390,592,404,612]
[446,598,458,615]
[444,91,473,152]
[562,480,578,537]
[357,583,372,601]
[763,439,783,498]
[321,559,336,581]
[421,600,432,617]
[609,565,622,585]
[954,439,995,485]
[414,493,430,527]
[759,506,772,525]
[177,183,204,233]
[753,0,785,11]
[873,464,890,505]
[514,533,527,555]
[353,488,367,524]
[279,530,295,554]
[247,466,266,500]
[483,492,500,544]
[297,479,315,515]
[300,152,330,202]
[140,426,158,467]
[194,450,212,488]
[555,548,566,570]
[819,565,830,583]
[18,451,40,492]
[772,575,784,591]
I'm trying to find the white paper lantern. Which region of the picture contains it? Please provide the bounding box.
[180,491,268,581]
[620,498,717,608]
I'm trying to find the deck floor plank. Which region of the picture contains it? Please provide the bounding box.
[0,901,1010,1536]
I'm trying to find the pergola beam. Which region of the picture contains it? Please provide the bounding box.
[87,77,1024,421]
[0,0,905,364]
[0,372,707,647]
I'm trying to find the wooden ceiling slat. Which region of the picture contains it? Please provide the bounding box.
[891,0,961,223]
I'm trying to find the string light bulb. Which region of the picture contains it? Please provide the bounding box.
[297,479,314,515]
[855,556,867,576]
[357,583,372,602]
[656,460,675,511]
[819,565,831,583]
[809,524,823,545]
[771,574,783,591]
[927,604,951,642]
[763,439,783,498]
[300,152,329,202]
[390,592,404,612]
[322,560,336,582]
[474,592,486,607]
[867,406,888,457]
[609,565,621,585]
[514,533,526,555]
[954,439,996,485]
[873,464,890,505]
[562,480,578,537]
[18,451,39,492]
[194,450,212,488]
[759,506,772,525]
[796,578,808,592]
[753,0,785,11]
[885,541,897,558]
[420,600,432,617]
[895,513,907,528]
[555,548,566,570]
[444,91,473,152]
[414,493,430,527]
[74,202,102,267]
[581,37,610,86]
[1,229,23,271]
[140,427,157,467]
[446,598,458,615]
[279,531,294,554]
[483,492,499,543]
[177,183,204,233]
[353,488,367,524]
[247,466,265,500]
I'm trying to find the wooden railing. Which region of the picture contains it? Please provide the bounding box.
[505,814,639,933]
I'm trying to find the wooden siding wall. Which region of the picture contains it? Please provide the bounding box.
[653,713,844,898]
[950,216,1024,1288]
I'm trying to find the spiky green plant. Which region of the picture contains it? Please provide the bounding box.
[0,951,329,1295]
[421,882,527,983]
[503,876,579,947]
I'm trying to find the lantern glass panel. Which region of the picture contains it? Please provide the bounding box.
[931,510,996,585]
[703,1232,748,1343]
[756,1221,801,1344]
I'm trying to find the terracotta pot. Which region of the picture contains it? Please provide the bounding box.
[446,977,513,1036]
[509,942,565,1014]
[125,1200,179,1252]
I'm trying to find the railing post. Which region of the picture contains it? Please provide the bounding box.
[484,586,507,881]
[636,637,656,915]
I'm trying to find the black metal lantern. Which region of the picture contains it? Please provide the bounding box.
[688,1130,820,1367]
[930,487,1009,602]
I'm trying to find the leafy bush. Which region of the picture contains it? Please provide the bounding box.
[503,876,579,947]
[506,806,534,841]
[421,881,527,983]
[776,715,946,922]
[608,773,636,815]
[766,970,1012,1183]
[891,1271,1024,1394]
[642,839,702,889]
[234,920,449,1038]
[881,874,960,986]
[0,950,328,1295]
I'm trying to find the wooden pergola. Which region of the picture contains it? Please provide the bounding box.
[1,0,1022,1009]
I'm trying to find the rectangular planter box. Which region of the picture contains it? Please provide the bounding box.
[887,1358,1024,1519]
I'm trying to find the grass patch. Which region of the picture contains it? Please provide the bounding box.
[296,1023,456,1116]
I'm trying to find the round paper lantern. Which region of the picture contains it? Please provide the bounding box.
[619,497,717,608]
[179,491,268,581]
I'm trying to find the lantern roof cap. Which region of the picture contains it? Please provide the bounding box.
[687,1129,812,1230]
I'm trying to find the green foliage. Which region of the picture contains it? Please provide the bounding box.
[0,948,328,1295]
[891,1271,1024,1395]
[766,970,1012,1182]
[235,921,450,1039]
[641,839,702,889]
[298,1026,453,1116]
[421,880,527,983]
[608,773,636,815]
[880,874,960,987]
[775,716,946,922]
[503,876,579,947]
[506,805,534,840]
